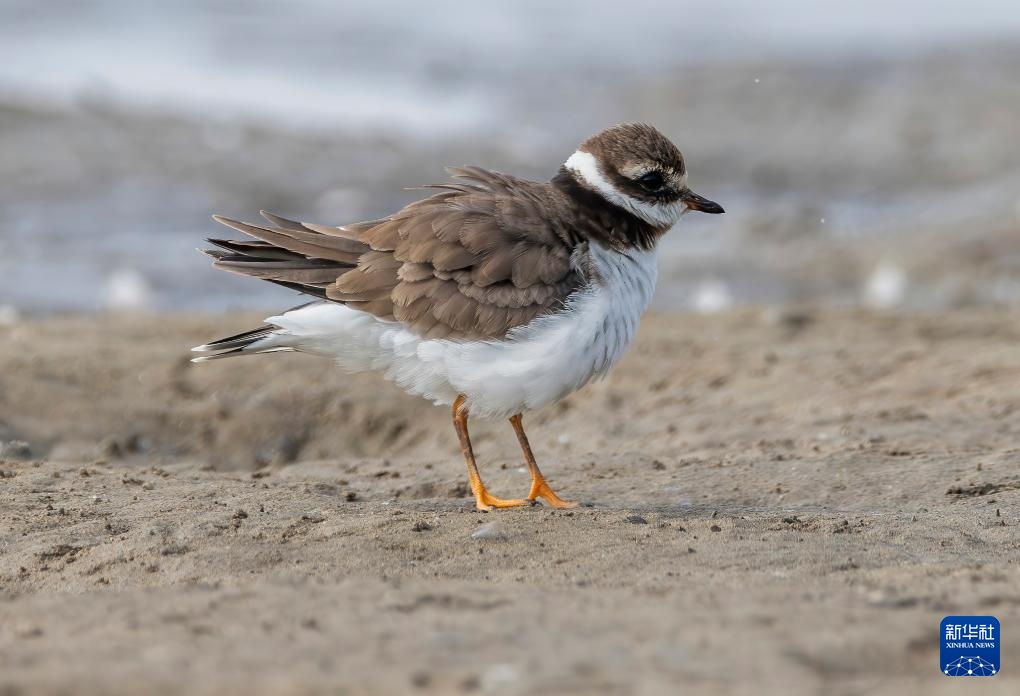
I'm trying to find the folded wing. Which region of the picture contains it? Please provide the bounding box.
[206,168,581,339]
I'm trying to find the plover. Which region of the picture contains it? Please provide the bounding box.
[192,123,723,510]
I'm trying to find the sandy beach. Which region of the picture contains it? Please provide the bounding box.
[4,3,1020,693]
[1,309,1018,694]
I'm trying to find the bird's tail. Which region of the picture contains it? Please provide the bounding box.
[190,324,293,362]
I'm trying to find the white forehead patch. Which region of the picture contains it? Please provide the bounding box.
[564,150,688,229]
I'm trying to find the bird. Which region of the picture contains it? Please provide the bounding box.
[191,123,724,511]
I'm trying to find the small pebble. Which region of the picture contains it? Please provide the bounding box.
[15,626,43,639]
[471,522,505,540]
[624,515,648,524]
[480,664,521,691]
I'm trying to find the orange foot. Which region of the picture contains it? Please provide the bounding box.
[527,476,579,509]
[473,487,529,512]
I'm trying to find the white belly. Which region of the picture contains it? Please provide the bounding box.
[267,244,658,420]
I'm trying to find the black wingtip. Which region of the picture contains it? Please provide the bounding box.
[266,279,329,299]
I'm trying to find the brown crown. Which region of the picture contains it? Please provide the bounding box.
[579,123,686,178]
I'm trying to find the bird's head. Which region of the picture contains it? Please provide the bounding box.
[563,123,723,230]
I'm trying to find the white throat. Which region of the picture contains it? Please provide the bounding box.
[564,150,688,229]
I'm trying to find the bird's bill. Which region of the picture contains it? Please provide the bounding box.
[681,190,725,214]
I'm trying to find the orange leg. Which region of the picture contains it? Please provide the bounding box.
[509,413,578,509]
[453,396,528,512]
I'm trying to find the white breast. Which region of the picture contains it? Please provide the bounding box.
[266,243,658,420]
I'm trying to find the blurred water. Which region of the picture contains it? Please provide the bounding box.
[2,1,1020,313]
[4,0,1020,135]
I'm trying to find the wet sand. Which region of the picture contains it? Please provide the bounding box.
[1,310,1019,694]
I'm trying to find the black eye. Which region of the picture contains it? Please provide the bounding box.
[637,171,664,191]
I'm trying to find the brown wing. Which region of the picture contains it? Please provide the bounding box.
[206,168,580,339]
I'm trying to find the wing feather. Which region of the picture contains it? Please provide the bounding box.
[204,169,582,339]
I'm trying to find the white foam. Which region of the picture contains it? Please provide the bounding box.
[863,262,907,309]
[103,268,153,311]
